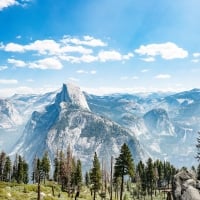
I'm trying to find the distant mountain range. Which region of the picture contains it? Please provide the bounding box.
[6,83,146,172]
[0,83,199,169]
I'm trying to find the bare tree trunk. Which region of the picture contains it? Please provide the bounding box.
[120,174,124,200]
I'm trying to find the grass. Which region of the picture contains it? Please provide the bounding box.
[0,181,170,200]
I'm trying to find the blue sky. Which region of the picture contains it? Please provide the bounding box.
[0,0,200,97]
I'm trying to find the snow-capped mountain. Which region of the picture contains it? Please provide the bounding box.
[1,83,200,168]
[0,99,22,129]
[86,90,200,167]
[12,83,145,172]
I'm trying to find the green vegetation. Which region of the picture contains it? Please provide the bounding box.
[1,141,199,199]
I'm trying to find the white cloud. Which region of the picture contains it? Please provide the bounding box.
[76,70,87,74]
[60,45,92,55]
[76,69,97,74]
[1,36,134,65]
[123,53,134,60]
[5,43,25,52]
[25,40,60,55]
[90,70,96,74]
[193,53,200,58]
[0,79,18,84]
[79,54,98,63]
[155,74,171,79]
[29,57,63,70]
[0,66,8,71]
[141,69,149,73]
[135,42,188,60]
[98,50,122,62]
[16,35,21,39]
[141,57,155,62]
[8,58,26,67]
[0,0,18,11]
[62,35,107,47]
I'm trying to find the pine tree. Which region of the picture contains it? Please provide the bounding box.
[75,159,82,187]
[22,159,29,184]
[0,151,6,181]
[114,143,134,200]
[12,154,18,182]
[146,158,154,200]
[90,152,101,200]
[53,156,60,182]
[3,156,12,182]
[41,151,50,184]
[196,131,200,162]
[85,171,90,187]
[17,155,24,183]
[136,160,146,198]
[197,164,200,180]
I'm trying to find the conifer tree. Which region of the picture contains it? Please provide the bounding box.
[0,151,6,181]
[17,155,24,183]
[53,156,60,182]
[85,171,90,187]
[197,163,200,180]
[12,154,18,182]
[22,159,29,184]
[196,131,200,162]
[146,158,154,200]
[90,152,101,200]
[114,143,134,200]
[75,159,82,187]
[136,160,146,198]
[41,151,50,184]
[3,156,12,182]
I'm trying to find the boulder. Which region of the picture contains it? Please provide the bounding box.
[172,170,200,200]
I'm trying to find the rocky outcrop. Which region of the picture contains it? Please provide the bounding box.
[172,170,200,200]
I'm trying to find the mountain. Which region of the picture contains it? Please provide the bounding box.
[12,83,145,172]
[1,84,199,168]
[86,90,200,167]
[0,99,22,129]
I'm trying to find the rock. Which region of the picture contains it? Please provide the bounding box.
[172,170,200,200]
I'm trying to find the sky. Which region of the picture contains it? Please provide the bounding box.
[0,0,200,97]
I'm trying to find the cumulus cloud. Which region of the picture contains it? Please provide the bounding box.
[0,0,18,11]
[1,36,134,65]
[141,57,155,62]
[193,52,200,58]
[62,35,107,47]
[8,58,26,67]
[0,79,18,84]
[135,42,188,60]
[0,66,8,71]
[98,50,123,62]
[29,57,63,70]
[5,43,25,52]
[0,0,32,11]
[155,74,171,79]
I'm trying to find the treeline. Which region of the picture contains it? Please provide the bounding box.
[0,152,28,183]
[1,144,200,200]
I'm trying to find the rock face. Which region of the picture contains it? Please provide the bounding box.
[172,170,200,200]
[12,83,145,172]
